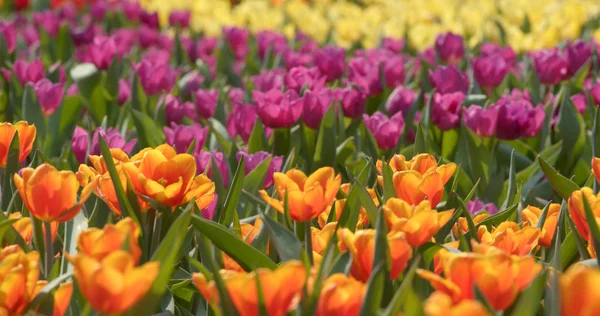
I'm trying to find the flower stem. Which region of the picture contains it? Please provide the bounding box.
[44,221,53,279]
[304,221,314,265]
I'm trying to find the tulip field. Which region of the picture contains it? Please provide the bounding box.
[4,0,600,315]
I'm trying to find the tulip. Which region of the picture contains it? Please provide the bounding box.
[195,151,231,187]
[593,157,600,185]
[70,25,95,47]
[71,126,137,164]
[302,88,333,129]
[14,163,93,222]
[0,121,36,167]
[251,69,284,92]
[33,11,60,37]
[195,89,219,119]
[164,94,196,124]
[169,10,191,28]
[0,21,16,53]
[137,60,177,96]
[285,66,326,93]
[429,65,469,94]
[193,260,306,316]
[9,212,58,244]
[473,55,508,90]
[424,292,489,316]
[32,281,73,316]
[164,122,208,155]
[89,36,117,70]
[34,79,64,117]
[462,105,498,137]
[477,221,541,256]
[452,213,490,238]
[378,153,456,207]
[492,99,545,140]
[334,86,366,119]
[127,145,215,208]
[338,228,412,282]
[316,274,366,316]
[260,167,341,222]
[118,79,131,106]
[532,49,568,85]
[314,46,346,81]
[283,49,312,70]
[565,40,592,77]
[363,112,405,150]
[383,199,453,247]
[68,251,159,314]
[382,55,405,88]
[466,198,498,216]
[383,38,405,53]
[311,222,337,255]
[228,104,259,142]
[386,86,417,116]
[90,1,107,21]
[480,43,516,66]
[0,245,40,314]
[223,26,249,60]
[418,243,542,311]
[570,94,588,114]
[22,25,40,47]
[140,10,160,28]
[256,30,288,60]
[223,219,264,271]
[431,92,464,131]
[254,89,302,128]
[318,183,373,229]
[568,187,600,244]
[561,264,600,316]
[13,58,45,86]
[228,87,245,107]
[236,151,283,188]
[348,57,382,96]
[435,32,464,64]
[522,204,560,248]
[76,217,141,263]
[123,1,142,21]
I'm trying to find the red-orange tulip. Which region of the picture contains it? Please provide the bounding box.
[477,221,541,256]
[260,167,341,222]
[9,212,58,244]
[593,157,600,185]
[522,203,560,247]
[561,264,600,316]
[338,228,412,282]
[224,219,264,272]
[0,245,40,315]
[312,222,337,255]
[452,213,490,238]
[315,274,366,316]
[383,198,453,246]
[76,217,142,263]
[568,187,600,246]
[14,163,94,222]
[193,260,307,316]
[67,251,159,314]
[33,281,73,316]
[0,121,36,167]
[424,291,489,316]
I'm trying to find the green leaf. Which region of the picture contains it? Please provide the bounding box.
[71,63,106,125]
[209,118,233,154]
[356,184,379,226]
[477,204,518,230]
[219,157,244,228]
[582,193,600,266]
[359,264,385,316]
[259,211,307,263]
[22,84,46,146]
[2,132,19,211]
[382,163,396,201]
[313,103,337,169]
[336,137,356,166]
[556,89,586,169]
[380,256,421,316]
[501,150,517,209]
[508,270,547,315]
[131,109,166,148]
[60,212,88,274]
[191,214,276,270]
[248,117,267,154]
[538,155,580,199]
[414,123,428,155]
[456,195,479,242]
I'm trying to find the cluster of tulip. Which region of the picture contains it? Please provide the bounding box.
[2,0,600,315]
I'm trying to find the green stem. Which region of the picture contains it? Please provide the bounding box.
[273,128,291,156]
[150,212,163,255]
[304,221,314,265]
[44,221,53,279]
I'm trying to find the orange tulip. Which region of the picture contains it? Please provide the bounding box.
[9,212,58,244]
[86,148,133,176]
[312,222,337,255]
[0,121,36,167]
[193,260,307,316]
[315,274,366,316]
[125,145,215,208]
[259,167,341,222]
[417,242,542,311]
[378,154,456,207]
[424,291,490,316]
[593,157,600,185]
[0,245,40,315]
[477,221,541,256]
[224,219,264,272]
[452,213,490,238]
[337,228,412,282]
[561,264,600,316]
[522,203,560,247]
[14,163,94,222]
[568,187,600,244]
[317,183,372,229]
[33,281,73,316]
[383,198,453,246]
[67,250,159,314]
[76,217,141,263]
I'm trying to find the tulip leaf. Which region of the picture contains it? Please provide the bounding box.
[60,212,88,275]
[382,163,396,201]
[22,84,47,147]
[501,150,517,209]
[546,226,561,316]
[356,184,379,226]
[313,103,337,169]
[509,270,547,315]
[380,256,421,316]
[191,214,276,270]
[219,157,244,228]
[2,132,19,211]
[476,204,518,230]
[581,193,600,266]
[0,218,19,246]
[329,251,352,276]
[414,123,427,155]
[243,157,271,193]
[339,184,361,231]
[248,117,267,154]
[132,209,192,315]
[359,263,385,316]
[565,214,590,262]
[258,211,308,264]
[556,89,586,170]
[538,155,580,199]
[131,109,166,148]
[456,195,479,242]
[302,233,338,316]
[336,136,356,166]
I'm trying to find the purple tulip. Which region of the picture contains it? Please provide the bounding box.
[313,46,346,81]
[334,86,366,119]
[66,84,78,96]
[256,30,288,60]
[48,63,66,85]
[382,55,405,88]
[420,47,437,66]
[492,97,545,140]
[137,25,160,48]
[480,43,517,66]
[434,32,464,64]
[0,22,16,53]
[180,72,205,99]
[236,151,283,188]
[164,123,208,154]
[463,105,498,137]
[33,79,63,117]
[89,36,118,70]
[137,60,177,95]
[140,10,160,29]
[33,11,61,37]
[302,88,333,129]
[467,198,498,216]
[565,40,592,77]
[569,94,588,114]
[112,29,137,57]
[169,10,191,28]
[195,89,219,119]
[71,126,136,164]
[386,86,417,116]
[228,104,258,142]
[429,65,469,94]
[251,69,284,92]
[363,112,405,150]
[254,89,302,128]
[348,57,382,97]
[202,193,217,220]
[90,2,108,21]
[195,151,230,186]
[70,25,95,47]
[382,38,405,54]
[431,92,464,131]
[13,59,45,86]
[223,26,249,60]
[285,66,325,93]
[283,49,312,70]
[164,94,196,124]
[532,49,568,85]
[473,54,508,90]
[118,79,131,106]
[228,87,245,107]
[123,1,142,21]
[58,3,78,21]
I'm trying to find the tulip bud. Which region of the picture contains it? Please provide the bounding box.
[429,65,469,94]
[434,32,464,64]
[363,112,405,150]
[386,86,417,116]
[223,26,249,60]
[431,92,464,131]
[463,105,498,137]
[164,123,208,154]
[137,60,177,96]
[285,66,325,93]
[164,94,196,124]
[33,79,64,117]
[256,30,288,60]
[169,10,191,28]
[236,151,283,188]
[473,54,508,90]
[565,40,592,77]
[13,59,45,86]
[254,89,302,128]
[334,86,366,119]
[533,49,568,85]
[89,36,118,70]
[251,69,284,92]
[194,89,219,119]
[313,46,346,81]
[302,88,333,129]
